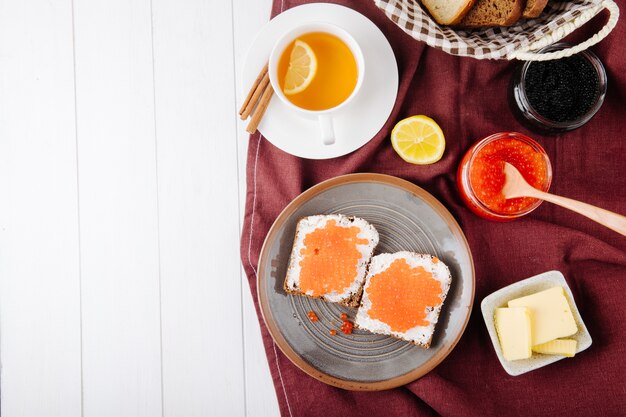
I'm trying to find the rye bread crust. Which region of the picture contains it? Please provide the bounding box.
[455,0,525,28]
[283,282,364,308]
[523,0,548,18]
[450,0,479,25]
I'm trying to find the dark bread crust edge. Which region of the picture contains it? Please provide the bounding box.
[283,284,364,308]
[420,0,478,25]
[446,0,479,25]
[502,0,525,25]
[523,0,547,18]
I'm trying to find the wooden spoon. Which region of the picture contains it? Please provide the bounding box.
[502,162,626,237]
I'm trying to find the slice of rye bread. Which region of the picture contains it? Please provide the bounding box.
[283,214,379,308]
[420,0,477,25]
[455,0,525,28]
[523,0,548,18]
[354,252,452,348]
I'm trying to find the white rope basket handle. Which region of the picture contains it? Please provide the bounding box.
[512,0,619,61]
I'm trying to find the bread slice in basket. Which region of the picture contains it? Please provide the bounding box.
[456,0,525,28]
[420,0,477,25]
[523,0,548,18]
[284,214,379,308]
[355,252,452,348]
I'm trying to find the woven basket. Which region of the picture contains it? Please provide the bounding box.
[374,0,619,60]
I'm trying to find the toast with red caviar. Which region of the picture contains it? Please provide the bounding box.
[355,252,452,348]
[284,214,379,308]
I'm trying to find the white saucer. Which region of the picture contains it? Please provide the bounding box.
[241,3,399,160]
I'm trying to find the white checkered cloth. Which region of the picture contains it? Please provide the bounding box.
[374,0,619,60]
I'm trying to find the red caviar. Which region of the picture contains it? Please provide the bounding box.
[458,132,552,221]
[469,138,547,213]
[307,311,319,322]
[366,259,443,332]
[341,320,354,334]
[329,329,337,336]
[298,220,368,296]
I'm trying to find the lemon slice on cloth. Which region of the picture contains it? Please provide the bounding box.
[391,115,445,164]
[283,39,317,95]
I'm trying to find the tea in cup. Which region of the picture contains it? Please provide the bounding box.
[269,23,364,145]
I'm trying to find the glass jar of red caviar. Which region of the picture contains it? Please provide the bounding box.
[457,132,552,221]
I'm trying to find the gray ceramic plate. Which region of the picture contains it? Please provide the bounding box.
[257,173,475,390]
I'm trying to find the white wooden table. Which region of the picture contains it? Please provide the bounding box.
[0,0,280,415]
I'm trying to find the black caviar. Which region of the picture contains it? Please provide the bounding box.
[523,54,599,123]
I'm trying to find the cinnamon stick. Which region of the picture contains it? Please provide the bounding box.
[239,63,269,119]
[246,85,274,134]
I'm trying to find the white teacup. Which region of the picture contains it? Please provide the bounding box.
[268,22,365,146]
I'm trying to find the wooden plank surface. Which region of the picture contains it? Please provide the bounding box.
[233,0,281,416]
[73,0,163,415]
[151,0,246,415]
[0,0,278,415]
[0,1,82,416]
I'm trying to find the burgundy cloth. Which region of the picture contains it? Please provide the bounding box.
[240,1,626,416]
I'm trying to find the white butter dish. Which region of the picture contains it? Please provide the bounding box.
[481,270,592,376]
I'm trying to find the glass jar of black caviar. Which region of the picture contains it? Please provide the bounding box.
[510,43,607,133]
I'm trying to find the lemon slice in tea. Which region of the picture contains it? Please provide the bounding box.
[391,115,445,164]
[283,39,318,95]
